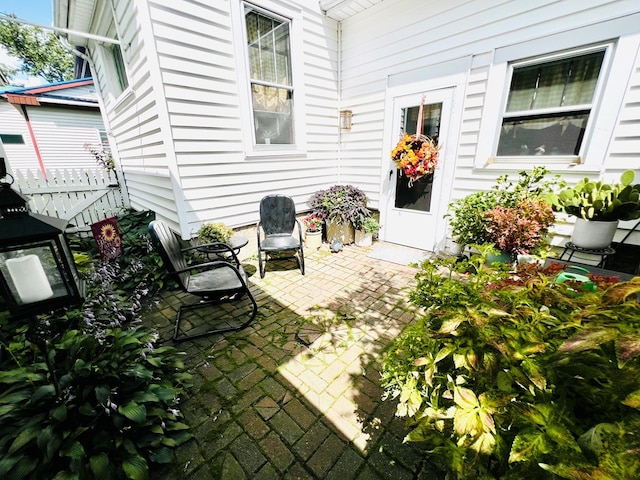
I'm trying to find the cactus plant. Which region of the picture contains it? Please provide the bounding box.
[548,170,640,221]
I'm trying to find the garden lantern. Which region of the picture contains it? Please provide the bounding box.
[0,158,84,318]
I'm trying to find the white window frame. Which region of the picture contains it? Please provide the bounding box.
[476,20,640,172]
[494,44,612,165]
[231,1,307,157]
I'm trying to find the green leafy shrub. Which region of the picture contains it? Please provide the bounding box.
[359,217,380,234]
[196,222,234,244]
[381,254,640,479]
[447,167,563,251]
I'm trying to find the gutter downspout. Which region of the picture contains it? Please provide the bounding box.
[337,20,343,182]
[19,105,47,180]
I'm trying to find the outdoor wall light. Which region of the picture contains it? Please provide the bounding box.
[0,158,84,318]
[340,109,352,130]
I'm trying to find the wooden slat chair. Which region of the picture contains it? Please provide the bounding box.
[148,220,257,342]
[256,194,305,278]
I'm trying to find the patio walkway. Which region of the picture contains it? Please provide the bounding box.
[144,242,441,479]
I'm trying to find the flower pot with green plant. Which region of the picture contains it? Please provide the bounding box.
[196,222,234,245]
[302,213,325,250]
[548,169,640,249]
[446,167,562,258]
[309,185,370,244]
[355,217,380,247]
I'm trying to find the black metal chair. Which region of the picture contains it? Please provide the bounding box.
[148,220,257,342]
[256,195,305,278]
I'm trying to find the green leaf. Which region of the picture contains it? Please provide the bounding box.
[61,440,85,460]
[52,471,79,480]
[90,453,113,480]
[94,385,111,405]
[51,404,68,422]
[148,447,174,464]
[509,430,552,463]
[123,455,149,480]
[8,426,39,454]
[118,402,147,424]
[622,389,640,409]
[578,423,619,455]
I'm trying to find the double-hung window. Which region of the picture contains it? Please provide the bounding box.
[497,48,605,158]
[244,5,294,146]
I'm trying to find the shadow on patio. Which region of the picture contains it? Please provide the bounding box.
[144,244,442,479]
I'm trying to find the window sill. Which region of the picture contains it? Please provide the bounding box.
[480,156,602,173]
[245,146,306,159]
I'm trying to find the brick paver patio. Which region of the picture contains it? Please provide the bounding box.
[145,242,440,479]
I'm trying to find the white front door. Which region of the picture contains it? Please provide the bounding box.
[382,88,454,251]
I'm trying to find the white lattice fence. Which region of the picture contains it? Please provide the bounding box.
[13,168,129,234]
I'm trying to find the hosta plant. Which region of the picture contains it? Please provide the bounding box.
[0,255,192,480]
[381,253,640,479]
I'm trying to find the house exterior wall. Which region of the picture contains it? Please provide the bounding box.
[0,92,105,174]
[337,0,640,247]
[83,0,340,239]
[59,0,640,246]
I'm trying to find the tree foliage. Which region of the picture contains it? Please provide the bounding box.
[0,14,74,83]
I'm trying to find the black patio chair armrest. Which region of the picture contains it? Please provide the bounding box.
[256,221,263,247]
[294,218,304,241]
[183,242,241,266]
[172,258,241,275]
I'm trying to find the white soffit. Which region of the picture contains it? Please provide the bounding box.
[319,0,385,21]
[54,0,98,47]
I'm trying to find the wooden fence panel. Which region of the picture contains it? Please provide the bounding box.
[13,168,129,234]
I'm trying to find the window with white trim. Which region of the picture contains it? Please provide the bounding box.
[497,48,605,158]
[243,4,294,145]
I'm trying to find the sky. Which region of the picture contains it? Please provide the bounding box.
[0,0,55,86]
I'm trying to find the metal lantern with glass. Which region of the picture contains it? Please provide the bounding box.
[0,158,84,318]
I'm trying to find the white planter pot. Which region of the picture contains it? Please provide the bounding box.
[355,229,373,247]
[570,218,619,249]
[305,230,322,250]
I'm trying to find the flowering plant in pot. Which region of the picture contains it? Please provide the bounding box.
[548,170,640,249]
[302,213,325,233]
[302,213,324,250]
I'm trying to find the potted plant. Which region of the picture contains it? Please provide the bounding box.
[308,185,370,244]
[302,213,325,250]
[548,170,640,249]
[355,217,380,247]
[196,222,234,245]
[484,197,556,260]
[447,167,562,258]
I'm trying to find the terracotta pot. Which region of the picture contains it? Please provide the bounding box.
[305,230,322,250]
[325,219,355,245]
[570,218,618,249]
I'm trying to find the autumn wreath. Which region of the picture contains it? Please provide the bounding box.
[391,133,439,186]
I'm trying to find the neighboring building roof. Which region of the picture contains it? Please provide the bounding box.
[0,77,98,108]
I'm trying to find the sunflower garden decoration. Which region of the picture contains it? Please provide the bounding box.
[391,97,440,186]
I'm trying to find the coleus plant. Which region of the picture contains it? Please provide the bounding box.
[381,254,640,479]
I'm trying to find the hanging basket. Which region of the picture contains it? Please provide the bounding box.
[390,96,440,187]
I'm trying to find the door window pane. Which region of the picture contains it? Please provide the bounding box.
[394,102,441,212]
